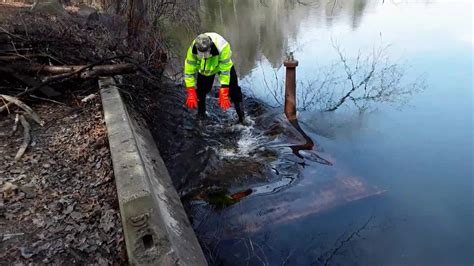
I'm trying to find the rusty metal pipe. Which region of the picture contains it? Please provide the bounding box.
[284,53,298,121]
[283,54,318,156]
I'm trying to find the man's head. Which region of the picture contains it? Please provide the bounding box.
[195,33,212,58]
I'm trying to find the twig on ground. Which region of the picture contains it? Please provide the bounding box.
[30,95,65,105]
[11,113,20,136]
[15,115,31,161]
[0,96,10,114]
[0,26,28,41]
[0,94,44,126]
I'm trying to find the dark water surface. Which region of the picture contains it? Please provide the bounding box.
[181,1,473,265]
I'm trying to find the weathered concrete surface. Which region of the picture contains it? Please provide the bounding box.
[100,77,207,266]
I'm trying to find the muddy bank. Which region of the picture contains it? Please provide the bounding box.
[123,77,273,191]
[122,75,329,200]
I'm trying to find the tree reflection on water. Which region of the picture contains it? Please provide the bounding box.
[197,0,424,113]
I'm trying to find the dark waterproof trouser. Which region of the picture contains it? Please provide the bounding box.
[196,66,243,116]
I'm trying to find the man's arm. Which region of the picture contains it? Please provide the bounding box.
[217,44,233,87]
[184,44,198,88]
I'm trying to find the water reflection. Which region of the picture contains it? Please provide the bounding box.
[181,97,386,265]
[198,0,379,76]
[200,0,304,74]
[197,0,424,115]
[182,0,472,265]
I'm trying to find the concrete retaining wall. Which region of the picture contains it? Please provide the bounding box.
[100,77,207,265]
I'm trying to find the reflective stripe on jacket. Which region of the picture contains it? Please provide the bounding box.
[184,32,233,88]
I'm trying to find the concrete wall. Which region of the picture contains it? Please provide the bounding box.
[100,77,207,265]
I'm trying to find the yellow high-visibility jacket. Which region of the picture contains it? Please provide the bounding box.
[184,32,233,88]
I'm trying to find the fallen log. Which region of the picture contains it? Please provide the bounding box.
[80,64,137,79]
[0,55,28,61]
[12,72,60,97]
[0,66,60,97]
[0,54,60,62]
[7,63,137,76]
[0,48,34,53]
[0,55,129,109]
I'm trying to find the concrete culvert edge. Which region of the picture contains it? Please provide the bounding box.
[100,77,207,265]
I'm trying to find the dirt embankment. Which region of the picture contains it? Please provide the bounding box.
[123,74,276,195]
[122,76,205,191]
[0,3,133,264]
[0,91,126,264]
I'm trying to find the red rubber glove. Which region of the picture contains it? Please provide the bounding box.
[186,87,198,109]
[218,87,231,110]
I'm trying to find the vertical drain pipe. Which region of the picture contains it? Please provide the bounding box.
[284,52,299,121]
[283,53,316,156]
[282,54,332,165]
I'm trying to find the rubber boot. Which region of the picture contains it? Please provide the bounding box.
[235,101,245,124]
[197,112,207,121]
[197,99,207,120]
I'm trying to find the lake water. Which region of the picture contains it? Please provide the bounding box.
[184,0,473,265]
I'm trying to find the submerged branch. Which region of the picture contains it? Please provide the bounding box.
[318,215,374,266]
